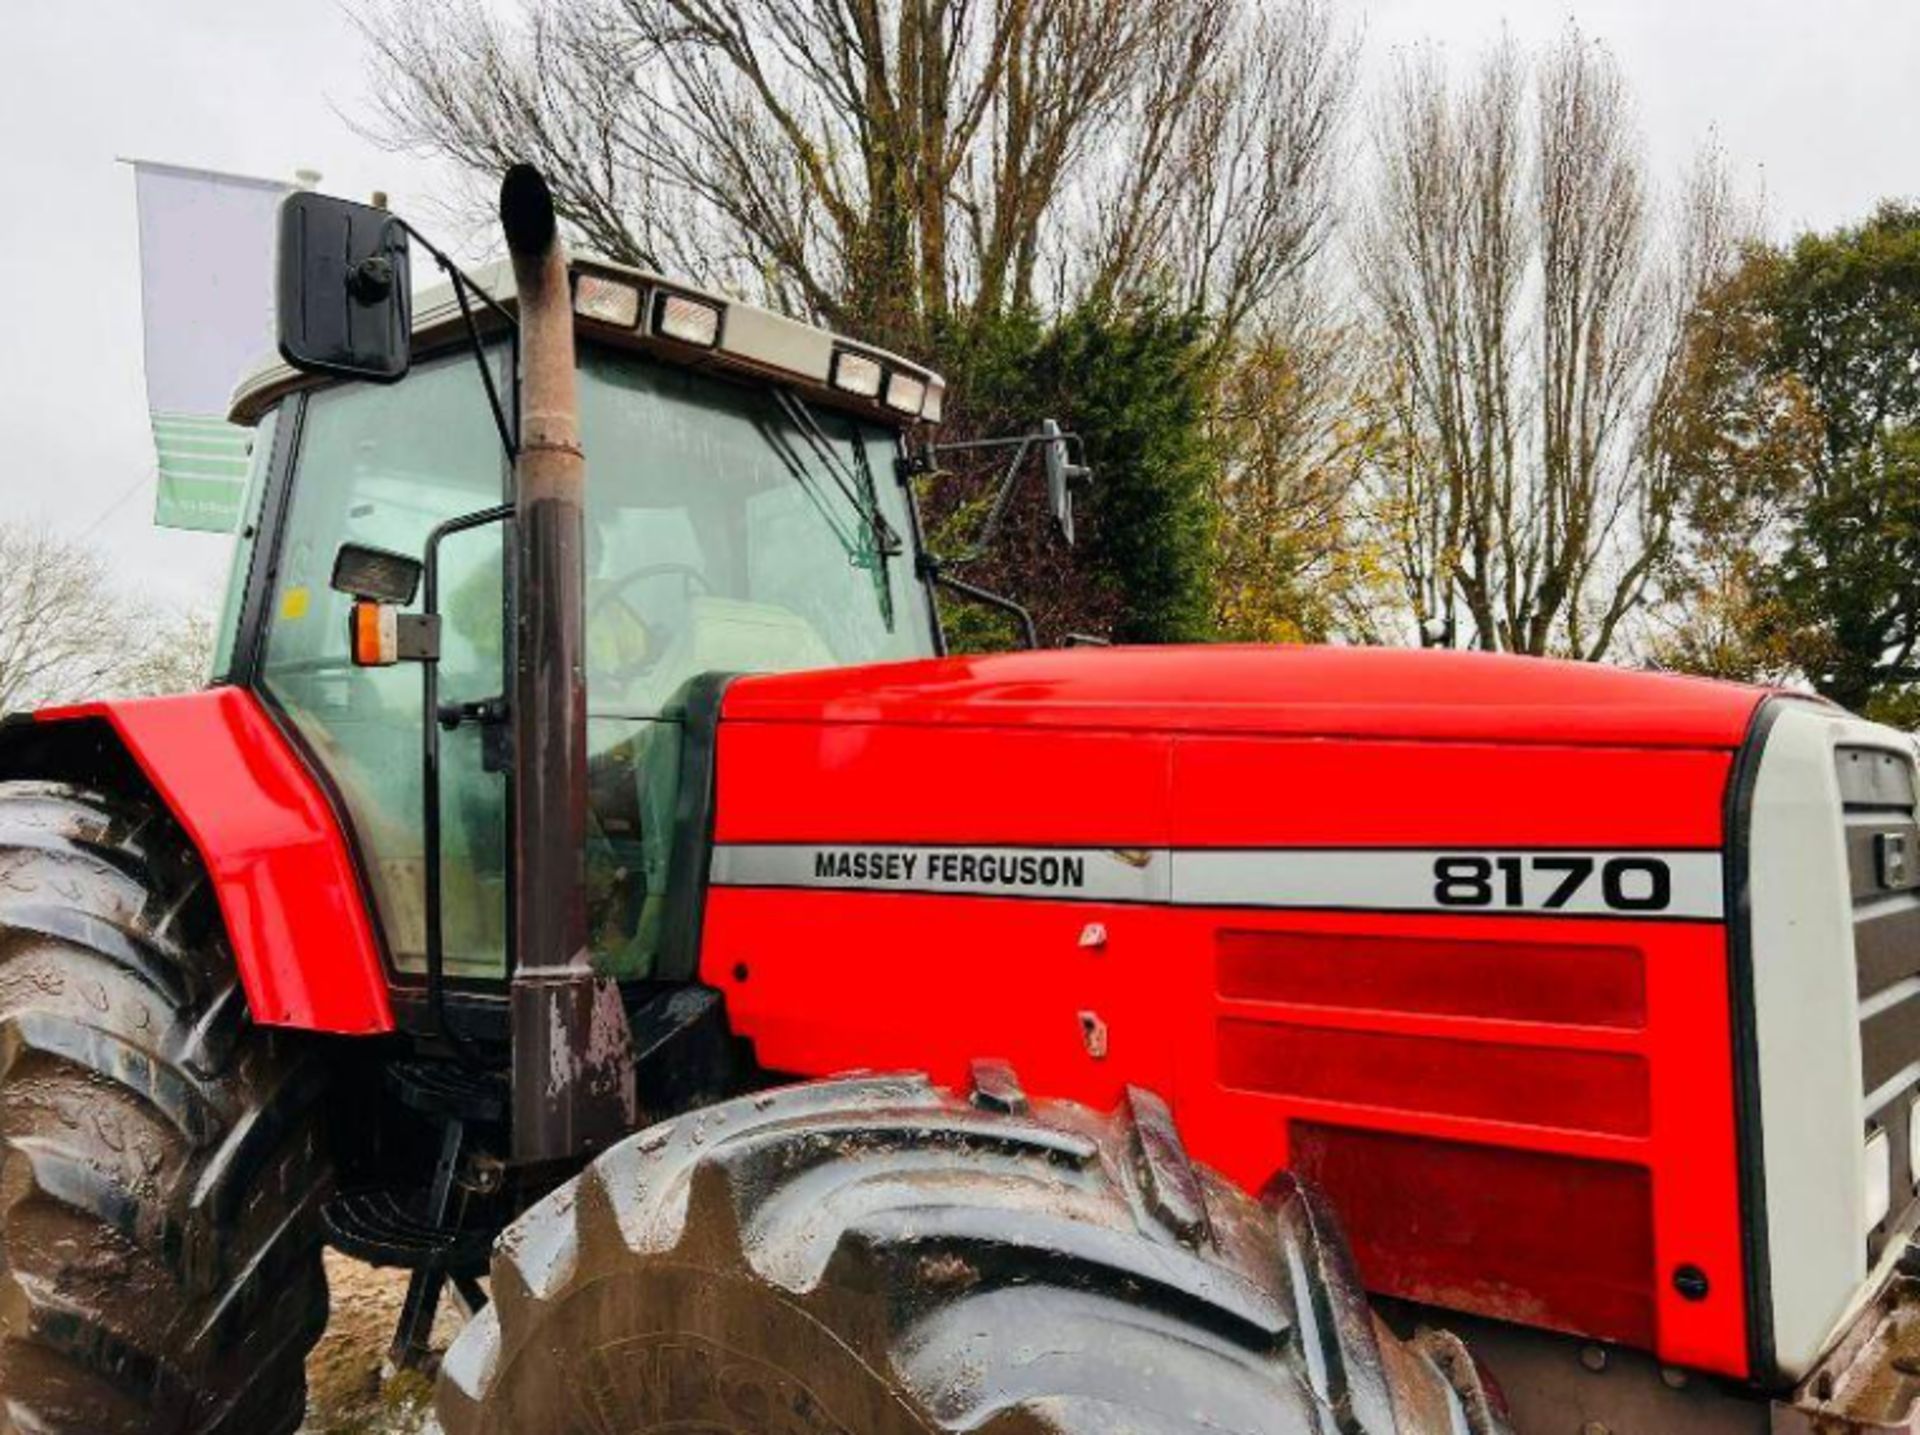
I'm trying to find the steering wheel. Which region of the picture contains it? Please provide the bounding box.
[587,563,715,685]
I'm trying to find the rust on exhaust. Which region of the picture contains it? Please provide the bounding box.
[500,162,635,1165]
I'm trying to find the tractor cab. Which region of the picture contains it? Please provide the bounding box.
[221,228,942,1001]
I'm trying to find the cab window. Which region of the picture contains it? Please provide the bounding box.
[261,354,509,979]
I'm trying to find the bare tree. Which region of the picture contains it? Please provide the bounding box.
[0,526,213,714]
[1356,30,1747,657]
[0,527,134,713]
[358,0,1352,348]
[112,611,216,699]
[1075,2,1353,347]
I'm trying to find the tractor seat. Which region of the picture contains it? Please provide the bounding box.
[617,596,837,714]
[658,596,837,680]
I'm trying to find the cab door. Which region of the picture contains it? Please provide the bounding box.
[255,352,511,981]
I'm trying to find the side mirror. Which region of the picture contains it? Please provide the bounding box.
[331,542,423,604]
[1041,419,1092,546]
[277,191,412,383]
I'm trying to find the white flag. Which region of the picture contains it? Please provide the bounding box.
[131,161,288,533]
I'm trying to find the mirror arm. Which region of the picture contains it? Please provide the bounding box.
[918,553,1040,650]
[965,434,1035,557]
[393,218,517,330]
[393,218,521,463]
[448,270,518,462]
[915,427,1083,559]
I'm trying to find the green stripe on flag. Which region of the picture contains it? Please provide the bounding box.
[156,452,249,473]
[161,456,250,479]
[153,436,248,461]
[150,413,251,533]
[152,411,247,432]
[154,472,247,533]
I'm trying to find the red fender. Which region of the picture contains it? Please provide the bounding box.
[24,688,394,1034]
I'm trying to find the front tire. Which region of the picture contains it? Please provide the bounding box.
[438,1070,1505,1434]
[0,782,333,1434]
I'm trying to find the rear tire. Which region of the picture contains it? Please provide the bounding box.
[438,1070,1506,1434]
[0,781,333,1435]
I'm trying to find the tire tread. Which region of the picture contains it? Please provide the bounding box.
[441,1069,1506,1435]
[0,781,329,1435]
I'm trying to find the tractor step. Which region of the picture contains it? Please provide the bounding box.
[322,1187,495,1274]
[329,1068,511,1370]
[387,1060,508,1126]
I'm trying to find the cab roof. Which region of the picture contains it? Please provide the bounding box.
[229,254,946,427]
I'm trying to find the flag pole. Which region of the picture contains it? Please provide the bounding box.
[114,156,306,192]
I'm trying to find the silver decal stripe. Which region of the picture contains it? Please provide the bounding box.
[711,844,1725,920]
[709,845,1170,903]
[1172,849,1725,920]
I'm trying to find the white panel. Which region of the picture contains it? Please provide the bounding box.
[1750,704,1877,1377]
[719,301,834,384]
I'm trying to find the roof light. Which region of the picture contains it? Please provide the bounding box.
[885,369,928,416]
[654,292,722,347]
[574,273,642,328]
[831,348,883,399]
[1867,1127,1892,1231]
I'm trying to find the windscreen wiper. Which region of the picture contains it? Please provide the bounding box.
[756,418,861,556]
[755,390,900,626]
[771,389,901,559]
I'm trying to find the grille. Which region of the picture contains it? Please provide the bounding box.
[1838,743,1920,1263]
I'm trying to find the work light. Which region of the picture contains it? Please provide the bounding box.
[573,272,642,328]
[885,370,927,416]
[831,348,883,398]
[654,291,722,347]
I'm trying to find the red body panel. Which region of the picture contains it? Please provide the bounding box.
[722,644,1767,746]
[703,646,1770,1378]
[35,689,394,1034]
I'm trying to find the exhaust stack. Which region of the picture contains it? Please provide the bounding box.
[500,164,635,1163]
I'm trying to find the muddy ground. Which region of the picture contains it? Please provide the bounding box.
[298,1253,464,1435]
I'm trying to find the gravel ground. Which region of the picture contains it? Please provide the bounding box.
[299,1254,465,1435]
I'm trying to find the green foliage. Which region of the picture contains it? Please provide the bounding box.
[1778,428,1920,713]
[1769,205,1920,458]
[925,301,1221,649]
[938,599,1026,656]
[1662,203,1920,715]
[1761,205,1920,713]
[1046,304,1220,644]
[1210,327,1393,645]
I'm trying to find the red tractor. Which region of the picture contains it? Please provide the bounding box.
[1,167,1915,1434]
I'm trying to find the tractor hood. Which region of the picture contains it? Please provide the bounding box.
[704,642,1811,1387]
[720,644,1782,749]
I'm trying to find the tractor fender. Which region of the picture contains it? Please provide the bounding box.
[1,687,394,1034]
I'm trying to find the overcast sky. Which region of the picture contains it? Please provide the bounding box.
[2,0,1915,616]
